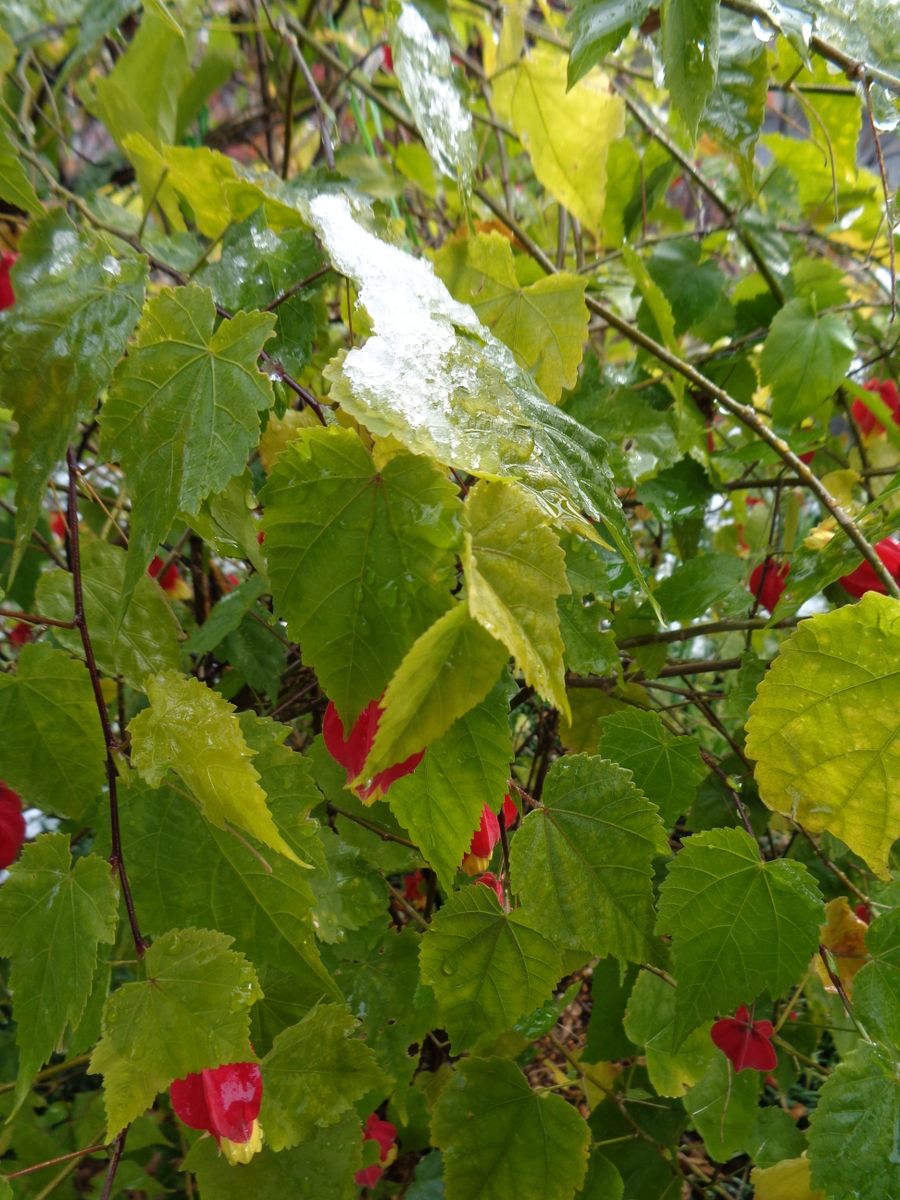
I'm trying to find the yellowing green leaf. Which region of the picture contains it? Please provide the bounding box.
[90,927,262,1137]
[493,45,624,237]
[745,594,900,878]
[752,1157,826,1200]
[463,480,570,717]
[623,970,713,1097]
[435,232,588,401]
[129,671,303,866]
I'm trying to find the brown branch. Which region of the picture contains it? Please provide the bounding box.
[4,1142,108,1180]
[0,608,75,629]
[616,616,802,649]
[99,1129,127,1200]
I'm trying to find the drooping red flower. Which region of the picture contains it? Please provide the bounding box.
[323,698,424,801]
[710,1005,777,1072]
[402,870,428,909]
[839,538,900,599]
[460,796,518,876]
[382,45,394,73]
[0,250,16,311]
[749,559,790,613]
[170,1061,263,1165]
[9,622,34,648]
[0,784,25,870]
[50,511,67,540]
[355,1112,397,1188]
[148,554,182,595]
[475,872,505,905]
[851,379,900,439]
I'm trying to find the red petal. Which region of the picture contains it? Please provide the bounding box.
[501,794,518,828]
[201,1061,263,1144]
[840,538,900,599]
[9,622,33,647]
[355,1113,397,1187]
[365,747,425,798]
[749,560,789,613]
[322,699,380,778]
[0,251,16,311]
[50,512,67,540]
[475,872,505,904]
[0,803,25,869]
[170,1072,214,1135]
[469,805,500,858]
[711,1013,777,1072]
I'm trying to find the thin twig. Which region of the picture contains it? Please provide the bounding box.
[4,1142,108,1180]
[99,1129,127,1200]
[0,608,75,629]
[863,79,896,322]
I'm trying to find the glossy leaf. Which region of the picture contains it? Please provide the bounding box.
[759,298,855,424]
[597,709,706,827]
[661,0,719,138]
[0,643,105,820]
[510,755,669,964]
[101,285,276,602]
[259,1003,385,1151]
[419,885,562,1050]
[129,670,301,865]
[567,0,655,87]
[656,826,823,1042]
[261,425,460,725]
[702,9,768,183]
[745,594,900,877]
[89,928,262,1136]
[0,834,118,1103]
[463,480,571,717]
[431,1056,590,1200]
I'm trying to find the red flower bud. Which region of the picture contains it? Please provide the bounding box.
[710,1005,777,1072]
[50,512,67,540]
[468,805,500,859]
[0,784,25,870]
[148,554,182,595]
[402,870,427,908]
[382,45,394,73]
[355,1112,397,1188]
[323,698,424,800]
[9,622,34,648]
[749,559,789,613]
[839,538,900,599]
[0,250,16,311]
[256,529,266,545]
[851,379,900,439]
[170,1061,263,1164]
[855,903,872,925]
[475,872,505,905]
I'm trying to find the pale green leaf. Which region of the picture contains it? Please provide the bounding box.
[419,884,562,1050]
[808,1044,900,1200]
[0,643,106,820]
[435,231,588,402]
[852,909,900,1049]
[386,674,513,892]
[684,1054,760,1162]
[0,128,42,214]
[128,670,302,866]
[661,0,719,138]
[260,1003,386,1151]
[493,45,624,237]
[36,540,182,687]
[463,480,571,717]
[89,927,262,1137]
[391,2,476,187]
[509,754,669,964]
[0,212,146,571]
[597,709,706,827]
[431,1056,590,1200]
[745,594,900,878]
[655,826,823,1041]
[101,285,276,603]
[261,425,460,725]
[623,970,713,1097]
[759,298,855,424]
[360,602,509,781]
[567,0,655,87]
[752,1158,826,1200]
[0,834,118,1103]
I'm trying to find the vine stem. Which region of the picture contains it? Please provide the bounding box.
[99,1129,127,1200]
[0,608,75,629]
[4,1141,108,1179]
[66,448,147,960]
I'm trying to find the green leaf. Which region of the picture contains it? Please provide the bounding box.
[185,1112,361,1199]
[463,480,571,717]
[852,909,900,1049]
[655,826,823,1041]
[36,540,182,687]
[259,1003,386,1151]
[494,45,624,237]
[745,594,900,878]
[661,0,719,138]
[0,834,118,1103]
[435,232,588,402]
[261,425,460,725]
[653,551,748,620]
[89,927,262,1137]
[419,885,562,1050]
[0,643,106,820]
[567,0,655,87]
[702,10,768,184]
[645,239,731,340]
[684,1054,760,1162]
[391,2,476,188]
[597,709,706,827]
[0,129,42,214]
[386,674,513,892]
[306,184,644,596]
[759,298,855,424]
[808,1044,900,1200]
[101,285,276,604]
[623,970,713,1097]
[128,670,302,866]
[509,755,669,964]
[0,212,146,571]
[183,574,268,655]
[361,602,509,781]
[431,1056,590,1200]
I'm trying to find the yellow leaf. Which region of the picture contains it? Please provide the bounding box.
[752,1157,826,1200]
[815,897,869,998]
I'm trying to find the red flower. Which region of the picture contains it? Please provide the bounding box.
[475,872,505,905]
[323,698,424,801]
[855,903,872,925]
[749,559,789,613]
[355,1112,397,1188]
[170,1061,263,1165]
[839,538,900,599]
[9,622,34,647]
[50,512,67,540]
[256,529,266,545]
[402,870,427,909]
[851,379,900,439]
[0,784,25,870]
[0,250,16,311]
[460,796,517,876]
[382,45,394,73]
[710,1006,777,1072]
[148,554,182,595]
